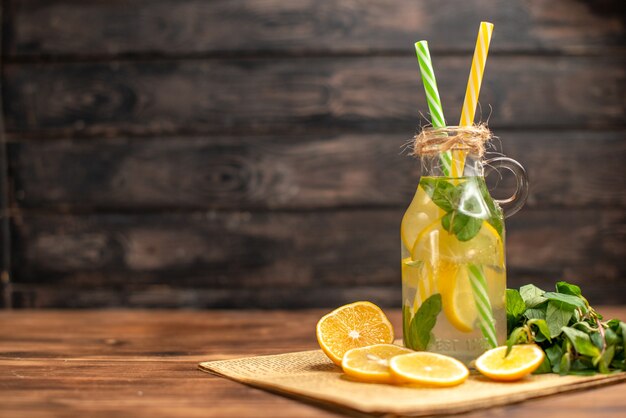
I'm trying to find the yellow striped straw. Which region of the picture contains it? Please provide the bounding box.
[451,21,494,177]
[457,22,497,349]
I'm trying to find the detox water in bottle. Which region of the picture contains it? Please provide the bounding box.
[401,127,528,364]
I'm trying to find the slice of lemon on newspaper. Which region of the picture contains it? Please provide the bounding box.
[342,344,413,383]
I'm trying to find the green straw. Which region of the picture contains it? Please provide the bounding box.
[414,41,452,175]
[468,264,498,348]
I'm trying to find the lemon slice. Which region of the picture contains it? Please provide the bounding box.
[341,344,414,383]
[438,261,477,332]
[316,302,394,365]
[409,219,504,333]
[389,352,469,387]
[475,345,545,381]
[401,185,441,251]
[411,220,503,266]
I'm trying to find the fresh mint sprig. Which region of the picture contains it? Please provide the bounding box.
[419,177,503,241]
[506,281,626,375]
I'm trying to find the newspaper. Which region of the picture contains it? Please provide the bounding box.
[199,349,626,416]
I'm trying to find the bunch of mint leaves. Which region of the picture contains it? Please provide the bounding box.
[420,177,503,242]
[506,281,625,375]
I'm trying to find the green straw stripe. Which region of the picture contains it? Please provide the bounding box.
[480,322,498,348]
[469,277,491,311]
[468,264,497,347]
[473,296,492,323]
[479,322,497,348]
[439,152,452,173]
[414,41,446,128]
[414,40,451,176]
[470,286,493,323]
[471,293,497,341]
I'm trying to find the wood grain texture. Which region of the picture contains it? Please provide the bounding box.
[2,0,625,311]
[0,309,624,417]
[9,209,625,308]
[4,55,625,137]
[8,130,626,210]
[5,0,625,57]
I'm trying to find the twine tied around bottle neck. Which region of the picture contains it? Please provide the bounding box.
[412,124,493,157]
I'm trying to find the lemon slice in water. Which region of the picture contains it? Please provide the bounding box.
[410,220,503,333]
[400,185,441,251]
[438,262,477,332]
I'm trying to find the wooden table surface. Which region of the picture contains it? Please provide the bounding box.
[1,308,625,418]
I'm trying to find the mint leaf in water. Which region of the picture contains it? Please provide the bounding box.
[407,293,442,351]
[441,212,483,242]
[420,177,496,242]
[420,178,457,212]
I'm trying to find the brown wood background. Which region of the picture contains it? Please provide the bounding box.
[1,0,625,308]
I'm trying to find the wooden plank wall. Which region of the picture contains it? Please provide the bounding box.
[2,0,625,308]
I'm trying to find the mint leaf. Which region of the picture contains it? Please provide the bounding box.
[520,284,547,308]
[590,332,604,351]
[559,352,572,375]
[598,345,615,374]
[604,328,620,346]
[545,345,563,371]
[421,178,488,242]
[620,321,626,349]
[533,356,552,374]
[454,214,482,242]
[407,293,442,351]
[420,178,456,212]
[506,289,526,333]
[561,327,601,358]
[611,358,626,371]
[571,357,593,371]
[543,292,586,311]
[556,281,582,297]
[546,301,574,338]
[529,318,552,342]
[572,321,596,334]
[441,212,482,242]
[505,327,526,356]
[524,307,547,320]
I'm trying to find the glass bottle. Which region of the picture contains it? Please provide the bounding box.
[401,127,528,364]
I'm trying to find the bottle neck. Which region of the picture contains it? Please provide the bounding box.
[420,151,484,178]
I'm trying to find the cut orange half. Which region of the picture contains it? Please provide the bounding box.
[475,344,545,381]
[341,344,414,383]
[316,301,394,366]
[389,352,469,387]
